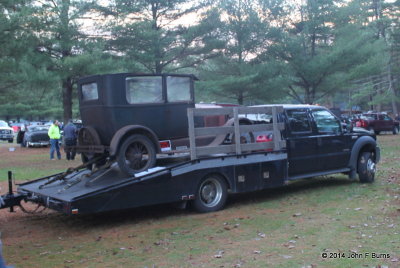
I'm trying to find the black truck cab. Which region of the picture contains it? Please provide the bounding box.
[281,105,377,180]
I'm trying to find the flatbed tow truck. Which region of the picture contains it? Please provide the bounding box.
[0,105,379,215]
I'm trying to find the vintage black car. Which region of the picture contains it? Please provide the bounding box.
[17,125,50,147]
[77,73,201,175]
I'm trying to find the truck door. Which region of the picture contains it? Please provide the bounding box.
[285,108,320,176]
[382,114,393,131]
[310,109,350,170]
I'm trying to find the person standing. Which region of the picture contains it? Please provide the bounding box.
[48,120,61,160]
[63,120,77,160]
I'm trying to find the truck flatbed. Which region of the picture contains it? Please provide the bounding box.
[16,151,287,214]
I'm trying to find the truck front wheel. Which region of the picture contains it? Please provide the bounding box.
[193,174,228,213]
[357,151,376,183]
[117,134,156,176]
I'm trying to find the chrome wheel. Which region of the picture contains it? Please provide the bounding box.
[193,175,228,212]
[199,178,223,208]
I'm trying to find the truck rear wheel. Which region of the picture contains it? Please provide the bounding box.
[357,151,376,183]
[117,134,156,176]
[393,126,399,135]
[193,174,228,213]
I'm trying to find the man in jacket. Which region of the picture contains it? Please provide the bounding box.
[63,120,77,160]
[48,120,61,160]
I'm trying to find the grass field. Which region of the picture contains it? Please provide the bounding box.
[0,135,399,268]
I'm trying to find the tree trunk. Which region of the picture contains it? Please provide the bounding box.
[237,91,244,105]
[304,87,312,104]
[62,77,73,124]
[388,65,398,115]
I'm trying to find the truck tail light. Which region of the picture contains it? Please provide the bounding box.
[360,120,368,128]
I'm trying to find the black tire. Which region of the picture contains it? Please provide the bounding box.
[8,139,13,143]
[393,126,399,135]
[117,134,156,176]
[357,151,376,183]
[192,174,228,213]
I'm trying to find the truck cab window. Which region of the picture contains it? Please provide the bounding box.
[166,76,191,102]
[311,109,341,134]
[286,109,312,133]
[383,115,392,121]
[126,76,163,104]
[82,82,99,101]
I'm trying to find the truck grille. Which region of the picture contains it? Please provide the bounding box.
[0,129,12,134]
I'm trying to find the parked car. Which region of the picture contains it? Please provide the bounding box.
[17,125,50,147]
[352,112,399,135]
[0,120,14,143]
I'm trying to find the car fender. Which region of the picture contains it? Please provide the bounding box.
[109,125,160,156]
[348,136,380,173]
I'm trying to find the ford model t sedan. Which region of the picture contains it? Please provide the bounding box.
[77,73,203,175]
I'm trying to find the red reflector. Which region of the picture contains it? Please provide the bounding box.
[71,209,79,214]
[159,140,171,148]
[256,135,273,143]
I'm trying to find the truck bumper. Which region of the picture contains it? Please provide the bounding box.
[0,134,13,140]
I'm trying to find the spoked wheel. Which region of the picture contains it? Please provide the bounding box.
[117,134,156,176]
[357,151,376,183]
[192,174,228,213]
[78,127,106,169]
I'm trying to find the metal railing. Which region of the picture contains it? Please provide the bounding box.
[187,105,286,160]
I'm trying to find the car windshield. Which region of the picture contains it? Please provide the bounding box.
[0,121,9,127]
[28,126,49,132]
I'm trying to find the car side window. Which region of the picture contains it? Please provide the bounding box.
[82,82,99,101]
[166,76,191,102]
[126,76,163,104]
[311,109,341,134]
[286,109,312,133]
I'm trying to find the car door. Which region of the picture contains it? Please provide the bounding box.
[285,108,320,176]
[163,75,195,139]
[310,108,351,170]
